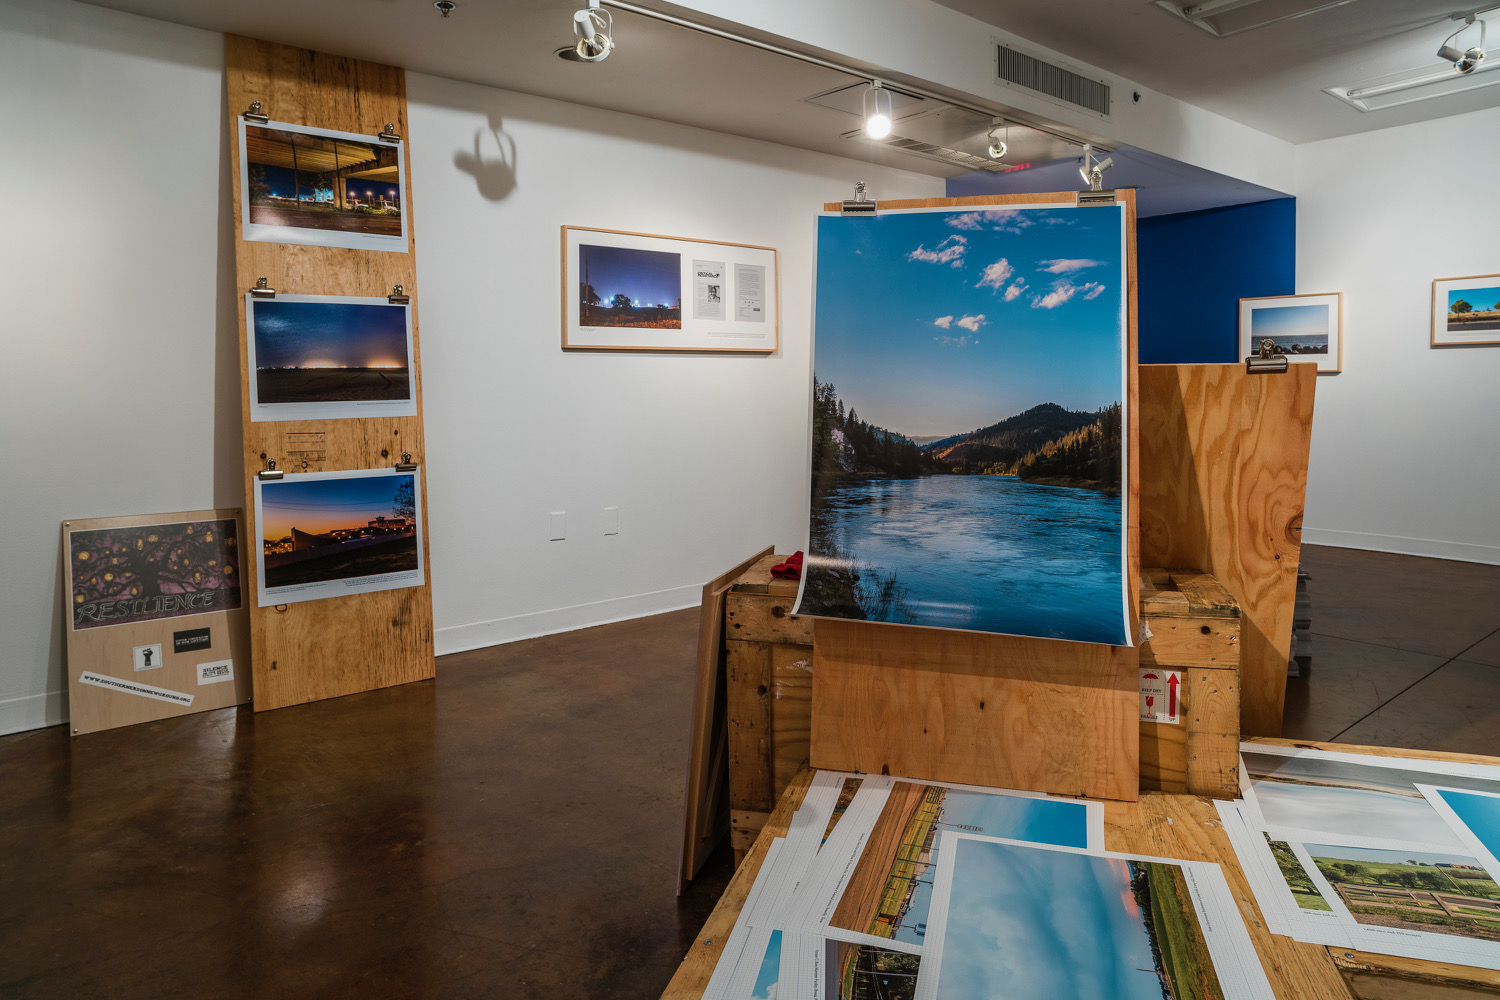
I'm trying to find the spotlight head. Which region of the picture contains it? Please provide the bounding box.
[863,82,894,140]
[1438,43,1466,63]
[1458,46,1485,73]
[571,4,613,62]
[1440,19,1486,74]
[1094,155,1114,173]
[986,119,1007,160]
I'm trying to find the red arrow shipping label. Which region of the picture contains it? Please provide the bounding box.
[1139,668,1181,725]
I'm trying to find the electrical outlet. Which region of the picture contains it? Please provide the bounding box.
[549,511,566,541]
[602,506,619,536]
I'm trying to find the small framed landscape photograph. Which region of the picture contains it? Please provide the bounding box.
[561,226,778,352]
[1239,292,1343,374]
[238,117,408,253]
[1433,274,1500,347]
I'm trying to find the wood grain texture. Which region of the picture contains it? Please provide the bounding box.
[680,545,774,887]
[725,591,813,644]
[63,509,252,736]
[727,640,775,816]
[226,36,434,713]
[811,618,1139,801]
[1139,364,1316,736]
[808,191,1141,802]
[770,646,813,793]
[664,770,1356,1000]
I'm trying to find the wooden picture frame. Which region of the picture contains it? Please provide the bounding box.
[1432,274,1500,347]
[561,226,779,352]
[1239,292,1343,374]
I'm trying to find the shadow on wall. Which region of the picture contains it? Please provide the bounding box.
[454,112,518,202]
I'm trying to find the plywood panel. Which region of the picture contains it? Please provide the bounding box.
[64,509,252,736]
[679,546,774,886]
[812,618,1139,801]
[809,191,1140,802]
[1139,364,1316,736]
[226,36,434,712]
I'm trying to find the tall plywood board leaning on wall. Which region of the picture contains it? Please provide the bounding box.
[809,191,1141,802]
[226,36,434,711]
[679,545,774,891]
[1139,364,1315,737]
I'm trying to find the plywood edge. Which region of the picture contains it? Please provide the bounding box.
[822,191,1084,213]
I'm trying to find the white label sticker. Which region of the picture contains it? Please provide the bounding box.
[132,643,164,671]
[197,659,234,685]
[1139,668,1181,724]
[80,671,194,706]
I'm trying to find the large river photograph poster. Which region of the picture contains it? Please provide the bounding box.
[793,204,1130,646]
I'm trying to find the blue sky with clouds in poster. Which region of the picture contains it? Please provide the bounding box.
[935,839,1164,1000]
[815,206,1123,437]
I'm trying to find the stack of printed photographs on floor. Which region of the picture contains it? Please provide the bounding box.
[1220,743,1500,970]
[704,772,1275,1000]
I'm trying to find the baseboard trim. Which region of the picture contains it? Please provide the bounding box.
[0,689,67,737]
[1302,528,1500,566]
[435,584,702,655]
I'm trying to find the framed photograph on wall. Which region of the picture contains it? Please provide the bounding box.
[1432,274,1500,347]
[561,226,779,352]
[1239,292,1343,374]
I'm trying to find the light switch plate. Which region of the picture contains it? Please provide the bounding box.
[549,511,566,541]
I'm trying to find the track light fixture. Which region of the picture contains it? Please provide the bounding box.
[1078,144,1114,191]
[570,1,614,63]
[1439,17,1487,74]
[987,118,1008,160]
[863,81,893,140]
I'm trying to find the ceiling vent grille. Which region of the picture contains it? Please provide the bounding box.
[997,45,1110,116]
[868,134,1013,172]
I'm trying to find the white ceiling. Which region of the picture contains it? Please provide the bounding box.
[82,0,994,179]
[933,0,1500,143]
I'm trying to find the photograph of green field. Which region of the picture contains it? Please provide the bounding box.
[1135,862,1229,1000]
[1308,844,1500,941]
[1263,835,1332,911]
[826,940,920,1000]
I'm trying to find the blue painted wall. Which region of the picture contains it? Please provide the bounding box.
[1137,198,1296,364]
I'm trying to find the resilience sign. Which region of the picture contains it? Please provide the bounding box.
[68,519,243,630]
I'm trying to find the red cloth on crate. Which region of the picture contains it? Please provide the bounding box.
[770,551,804,580]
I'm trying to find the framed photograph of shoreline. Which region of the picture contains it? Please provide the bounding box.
[1239,292,1343,374]
[245,293,417,422]
[237,117,408,253]
[1433,274,1500,347]
[561,226,778,352]
[253,467,424,607]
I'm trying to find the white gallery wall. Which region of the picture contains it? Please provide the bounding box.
[1296,105,1500,565]
[404,75,940,652]
[0,1,235,735]
[0,0,941,734]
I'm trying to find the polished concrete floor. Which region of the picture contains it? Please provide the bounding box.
[2,544,1499,998]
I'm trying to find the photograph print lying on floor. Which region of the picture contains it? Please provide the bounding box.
[254,468,423,607]
[797,204,1129,645]
[246,295,416,422]
[238,118,408,252]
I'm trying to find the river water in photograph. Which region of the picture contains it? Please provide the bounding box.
[806,475,1126,645]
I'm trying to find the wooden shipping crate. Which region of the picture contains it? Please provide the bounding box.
[1139,569,1241,798]
[723,553,812,862]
